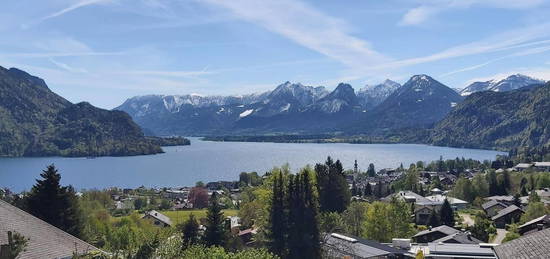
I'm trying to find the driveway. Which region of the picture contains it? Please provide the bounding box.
[492,228,508,244]
[459,213,474,227]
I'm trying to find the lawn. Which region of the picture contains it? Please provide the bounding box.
[160,209,239,225]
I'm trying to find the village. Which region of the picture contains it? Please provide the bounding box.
[2,158,550,258]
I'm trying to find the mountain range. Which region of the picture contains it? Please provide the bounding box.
[0,66,170,157]
[459,74,545,96]
[117,75,466,136]
[2,65,547,157]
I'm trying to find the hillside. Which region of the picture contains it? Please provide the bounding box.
[428,82,550,150]
[0,66,164,157]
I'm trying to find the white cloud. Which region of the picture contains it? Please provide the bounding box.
[23,0,112,28]
[440,43,550,77]
[201,0,390,68]
[379,22,550,69]
[49,58,88,73]
[399,6,440,26]
[399,0,546,26]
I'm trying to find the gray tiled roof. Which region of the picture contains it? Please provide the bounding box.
[432,232,483,244]
[518,214,550,230]
[323,233,406,258]
[491,205,523,220]
[0,200,99,259]
[413,225,460,238]
[482,200,507,210]
[493,228,550,259]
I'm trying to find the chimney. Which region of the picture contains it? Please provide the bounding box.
[537,224,544,231]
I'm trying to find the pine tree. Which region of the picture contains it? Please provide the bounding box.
[367,163,376,177]
[268,171,286,257]
[428,209,440,227]
[287,170,320,259]
[181,214,200,249]
[487,171,499,196]
[439,199,455,227]
[315,157,350,213]
[204,192,226,247]
[25,165,83,238]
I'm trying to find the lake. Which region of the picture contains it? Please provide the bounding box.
[0,138,505,192]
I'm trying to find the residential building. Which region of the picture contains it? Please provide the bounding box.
[0,200,99,258]
[491,205,524,228]
[142,210,172,227]
[518,214,550,236]
[482,200,508,218]
[425,195,469,210]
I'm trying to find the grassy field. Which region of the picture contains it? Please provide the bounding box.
[159,209,239,225]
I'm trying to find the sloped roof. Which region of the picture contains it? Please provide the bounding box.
[425,195,468,205]
[413,225,461,238]
[493,228,550,259]
[143,210,172,226]
[323,233,406,258]
[518,214,550,230]
[433,232,483,244]
[482,200,507,210]
[491,205,523,221]
[0,200,98,259]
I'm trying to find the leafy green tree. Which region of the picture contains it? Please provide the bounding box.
[439,199,455,227]
[204,193,226,247]
[133,233,160,259]
[133,198,146,210]
[528,190,541,203]
[363,201,414,242]
[159,199,171,210]
[25,164,84,238]
[469,212,495,242]
[319,212,345,234]
[520,202,548,224]
[181,214,200,249]
[179,245,278,259]
[343,202,368,236]
[268,170,286,257]
[502,224,520,243]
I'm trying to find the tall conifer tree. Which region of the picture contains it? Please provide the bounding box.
[204,192,225,247]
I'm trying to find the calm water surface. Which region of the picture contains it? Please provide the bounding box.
[0,138,505,192]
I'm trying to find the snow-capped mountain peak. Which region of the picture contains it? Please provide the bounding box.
[460,74,545,96]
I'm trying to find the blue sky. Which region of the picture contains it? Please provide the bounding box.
[2,0,550,108]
